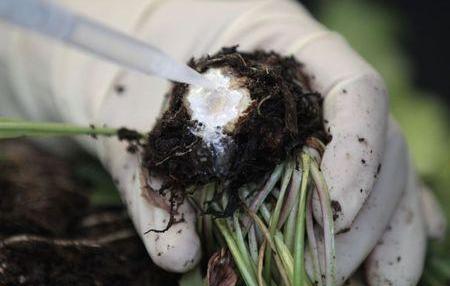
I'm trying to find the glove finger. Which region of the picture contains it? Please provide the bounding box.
[306,119,407,285]
[137,172,202,273]
[420,185,447,240]
[365,169,427,286]
[93,71,202,272]
[96,139,202,273]
[314,71,388,232]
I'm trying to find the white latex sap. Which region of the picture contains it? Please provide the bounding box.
[186,68,251,156]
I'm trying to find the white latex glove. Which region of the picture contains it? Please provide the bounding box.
[0,0,445,282]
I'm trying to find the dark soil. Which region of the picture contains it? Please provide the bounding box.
[117,128,145,154]
[0,141,178,286]
[0,236,131,286]
[143,47,326,202]
[0,142,89,237]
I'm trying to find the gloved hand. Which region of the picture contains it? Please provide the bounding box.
[0,0,445,284]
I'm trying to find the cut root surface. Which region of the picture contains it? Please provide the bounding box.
[143,47,327,198]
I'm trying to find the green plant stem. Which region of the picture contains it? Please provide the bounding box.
[293,153,311,286]
[248,225,259,265]
[274,253,292,286]
[233,214,257,276]
[275,233,313,286]
[265,160,295,282]
[306,191,322,286]
[245,207,276,252]
[258,240,268,286]
[310,158,336,286]
[215,219,258,286]
[278,168,302,227]
[259,204,272,224]
[249,164,284,213]
[284,197,299,252]
[274,233,294,281]
[0,120,119,138]
[247,207,295,286]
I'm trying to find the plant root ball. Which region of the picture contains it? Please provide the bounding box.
[143,47,326,190]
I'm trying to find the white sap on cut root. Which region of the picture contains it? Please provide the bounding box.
[185,68,252,156]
